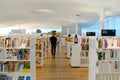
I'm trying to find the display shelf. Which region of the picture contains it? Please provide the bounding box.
[97,47,120,50]
[70,37,89,67]
[0,60,30,61]
[89,37,120,80]
[96,72,120,74]
[81,57,89,59]
[0,72,31,75]
[36,50,42,52]
[35,37,44,67]
[0,36,32,80]
[97,60,120,61]
[80,58,89,67]
[31,35,44,68]
[0,74,31,80]
[79,64,88,67]
[67,42,73,58]
[5,47,30,49]
[70,44,80,67]
[80,37,89,67]
[96,73,120,80]
[81,50,89,52]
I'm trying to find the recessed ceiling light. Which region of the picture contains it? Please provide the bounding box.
[36,9,54,13]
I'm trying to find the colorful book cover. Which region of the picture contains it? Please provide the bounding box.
[18,64,24,72]
[18,76,24,80]
[0,75,8,80]
[26,76,30,80]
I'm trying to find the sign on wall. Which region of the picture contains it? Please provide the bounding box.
[101,29,116,36]
[86,32,96,36]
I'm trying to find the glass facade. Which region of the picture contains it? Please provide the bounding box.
[0,27,61,36]
[81,16,120,36]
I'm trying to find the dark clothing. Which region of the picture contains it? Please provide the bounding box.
[50,36,57,44]
[51,44,56,55]
[50,36,57,56]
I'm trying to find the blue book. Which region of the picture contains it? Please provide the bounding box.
[26,76,30,80]
[0,75,8,80]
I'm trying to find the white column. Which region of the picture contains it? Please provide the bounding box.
[89,37,97,80]
[76,20,78,34]
[67,28,69,35]
[30,37,36,80]
[99,8,105,35]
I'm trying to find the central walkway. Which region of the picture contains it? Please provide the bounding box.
[36,46,88,80]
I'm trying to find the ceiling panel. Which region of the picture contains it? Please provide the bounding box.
[0,0,119,28]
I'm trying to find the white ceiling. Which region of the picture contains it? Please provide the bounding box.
[0,0,120,28]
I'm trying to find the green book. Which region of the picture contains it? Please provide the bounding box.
[18,76,24,80]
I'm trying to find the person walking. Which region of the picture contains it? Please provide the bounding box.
[50,34,57,58]
[57,35,60,48]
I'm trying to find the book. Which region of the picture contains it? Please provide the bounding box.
[18,64,24,72]
[0,75,8,80]
[26,76,30,80]
[18,76,24,80]
[0,49,6,60]
[14,62,19,72]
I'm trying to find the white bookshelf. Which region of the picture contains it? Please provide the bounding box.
[89,37,97,80]
[80,37,89,67]
[70,44,80,67]
[0,36,31,80]
[44,36,49,58]
[31,34,44,68]
[89,37,120,80]
[70,37,89,67]
[66,42,73,58]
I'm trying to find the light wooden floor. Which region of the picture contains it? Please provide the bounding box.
[36,46,88,80]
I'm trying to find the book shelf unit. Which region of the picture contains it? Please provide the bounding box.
[70,37,89,67]
[66,42,73,58]
[80,37,89,67]
[43,36,49,59]
[35,36,44,67]
[89,37,120,80]
[0,36,31,80]
[70,44,80,67]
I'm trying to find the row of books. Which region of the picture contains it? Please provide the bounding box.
[0,75,30,80]
[36,44,42,50]
[81,37,89,43]
[80,59,88,65]
[36,52,42,58]
[96,74,120,80]
[6,49,30,60]
[0,37,30,48]
[36,38,42,43]
[0,61,30,72]
[81,44,89,50]
[96,61,120,72]
[81,52,88,57]
[97,50,120,60]
[98,37,120,48]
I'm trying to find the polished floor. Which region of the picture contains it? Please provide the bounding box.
[36,46,88,80]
